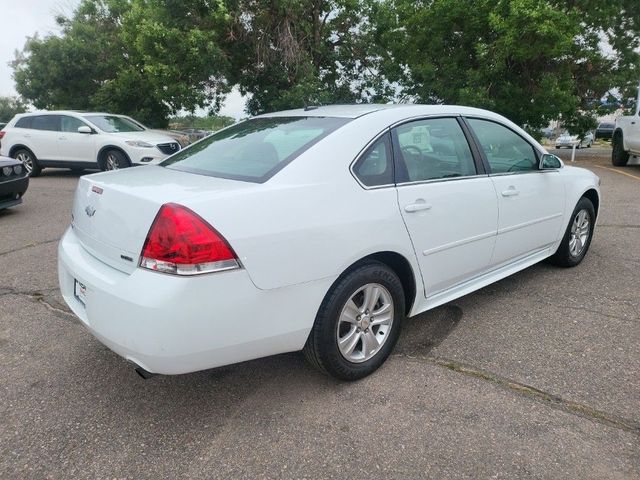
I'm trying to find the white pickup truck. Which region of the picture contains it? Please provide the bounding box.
[612,86,640,166]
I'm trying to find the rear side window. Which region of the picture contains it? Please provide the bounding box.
[15,117,33,129]
[31,115,60,132]
[162,117,350,183]
[352,133,393,187]
[392,117,477,183]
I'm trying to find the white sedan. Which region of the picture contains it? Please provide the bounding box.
[58,105,600,380]
[555,131,594,149]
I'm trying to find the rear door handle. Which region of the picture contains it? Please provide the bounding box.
[501,188,520,197]
[404,203,432,213]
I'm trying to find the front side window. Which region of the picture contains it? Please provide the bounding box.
[467,118,538,173]
[31,115,60,132]
[392,117,477,183]
[84,115,145,133]
[162,116,350,183]
[60,116,89,133]
[352,133,393,187]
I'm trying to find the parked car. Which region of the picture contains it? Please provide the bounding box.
[595,122,615,140]
[58,104,600,380]
[149,129,191,148]
[0,111,181,177]
[182,128,209,142]
[612,85,640,166]
[555,131,594,149]
[0,156,29,210]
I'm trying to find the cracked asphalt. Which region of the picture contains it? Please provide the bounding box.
[1,148,639,479]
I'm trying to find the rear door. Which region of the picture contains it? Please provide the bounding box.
[58,115,97,164]
[393,117,498,296]
[465,117,565,266]
[29,115,62,161]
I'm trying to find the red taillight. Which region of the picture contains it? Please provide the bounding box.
[0,131,5,139]
[140,203,239,275]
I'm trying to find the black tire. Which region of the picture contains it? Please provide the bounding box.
[102,149,130,171]
[303,261,405,380]
[612,132,629,167]
[13,148,42,177]
[549,197,596,268]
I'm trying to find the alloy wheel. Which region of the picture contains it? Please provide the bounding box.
[16,152,33,174]
[569,209,590,257]
[336,283,394,363]
[105,153,119,170]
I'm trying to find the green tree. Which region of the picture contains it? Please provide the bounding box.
[225,0,380,115]
[0,96,27,122]
[12,0,230,127]
[373,0,640,135]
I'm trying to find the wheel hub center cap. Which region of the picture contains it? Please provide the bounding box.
[358,314,371,330]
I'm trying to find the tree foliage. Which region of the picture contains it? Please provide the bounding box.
[0,96,27,122]
[11,0,640,132]
[373,0,640,134]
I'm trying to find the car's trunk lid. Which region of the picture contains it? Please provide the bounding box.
[71,166,253,274]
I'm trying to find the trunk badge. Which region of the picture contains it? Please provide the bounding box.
[85,205,96,217]
[92,186,103,194]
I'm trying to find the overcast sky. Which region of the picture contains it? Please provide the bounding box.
[0,0,247,118]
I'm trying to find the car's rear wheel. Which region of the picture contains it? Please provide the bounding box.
[103,149,130,171]
[612,132,629,166]
[303,261,404,380]
[549,197,595,267]
[13,149,42,177]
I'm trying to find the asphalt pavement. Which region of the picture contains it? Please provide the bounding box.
[1,147,639,479]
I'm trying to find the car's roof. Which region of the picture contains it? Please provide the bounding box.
[255,103,509,120]
[16,111,125,117]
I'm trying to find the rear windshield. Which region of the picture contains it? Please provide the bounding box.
[161,116,350,183]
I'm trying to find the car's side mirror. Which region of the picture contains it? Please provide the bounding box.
[77,126,93,134]
[540,153,563,170]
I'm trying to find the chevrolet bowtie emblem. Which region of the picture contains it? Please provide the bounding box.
[85,205,96,217]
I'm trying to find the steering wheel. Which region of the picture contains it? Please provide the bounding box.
[400,145,422,162]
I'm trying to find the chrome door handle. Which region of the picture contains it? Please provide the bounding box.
[404,203,432,213]
[501,188,520,197]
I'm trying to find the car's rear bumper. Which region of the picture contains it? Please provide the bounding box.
[58,227,329,374]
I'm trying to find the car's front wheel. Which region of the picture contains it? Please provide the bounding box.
[103,149,130,171]
[13,149,42,177]
[303,261,404,380]
[549,197,596,267]
[612,132,629,166]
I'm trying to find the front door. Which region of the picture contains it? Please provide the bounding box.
[58,115,97,164]
[393,117,498,296]
[465,118,566,266]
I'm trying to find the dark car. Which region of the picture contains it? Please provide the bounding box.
[595,122,615,140]
[0,156,29,210]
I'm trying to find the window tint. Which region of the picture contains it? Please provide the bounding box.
[352,133,393,187]
[393,117,476,183]
[162,116,350,183]
[60,116,88,133]
[31,115,60,132]
[467,118,538,173]
[85,115,145,133]
[15,117,33,129]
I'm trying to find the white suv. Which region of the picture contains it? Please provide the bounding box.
[0,111,181,176]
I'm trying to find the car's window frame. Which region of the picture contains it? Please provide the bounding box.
[14,116,34,129]
[462,116,544,176]
[350,115,491,190]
